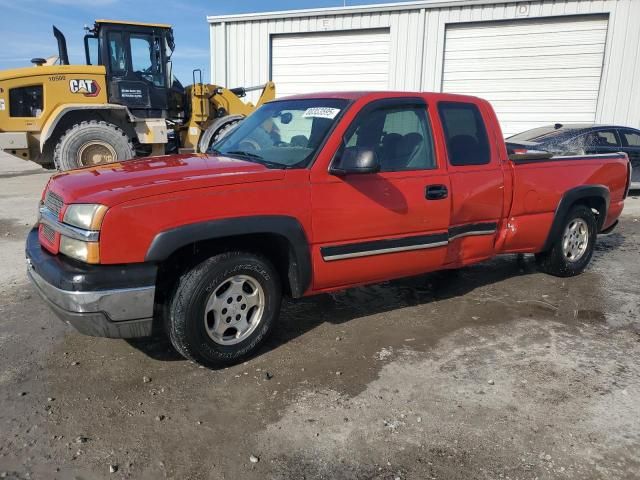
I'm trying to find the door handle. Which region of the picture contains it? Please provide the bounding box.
[426,184,448,200]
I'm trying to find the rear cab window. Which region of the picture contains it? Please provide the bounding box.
[437,102,490,166]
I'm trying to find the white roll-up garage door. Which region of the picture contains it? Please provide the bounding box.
[442,15,608,137]
[271,29,390,98]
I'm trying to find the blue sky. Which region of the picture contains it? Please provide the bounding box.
[0,0,391,85]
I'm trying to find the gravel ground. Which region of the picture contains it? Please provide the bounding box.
[0,151,639,480]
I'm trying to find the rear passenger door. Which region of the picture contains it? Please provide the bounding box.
[310,98,451,290]
[437,101,504,264]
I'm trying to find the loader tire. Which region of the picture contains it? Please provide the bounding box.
[198,115,243,153]
[54,120,135,171]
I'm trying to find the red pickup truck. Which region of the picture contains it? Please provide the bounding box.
[27,92,631,367]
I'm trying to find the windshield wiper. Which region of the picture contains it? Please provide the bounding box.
[223,150,286,169]
[225,150,264,160]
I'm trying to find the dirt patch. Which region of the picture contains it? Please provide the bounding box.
[0,218,32,240]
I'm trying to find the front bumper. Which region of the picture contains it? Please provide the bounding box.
[26,229,157,338]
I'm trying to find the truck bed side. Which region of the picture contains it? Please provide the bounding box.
[498,153,629,253]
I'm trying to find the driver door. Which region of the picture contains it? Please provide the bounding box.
[101,26,168,113]
[309,97,451,290]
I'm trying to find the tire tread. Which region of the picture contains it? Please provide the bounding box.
[535,204,597,277]
[53,120,134,170]
[166,251,281,368]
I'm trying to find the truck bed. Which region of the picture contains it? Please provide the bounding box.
[500,152,630,253]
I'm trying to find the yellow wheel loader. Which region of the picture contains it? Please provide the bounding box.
[0,20,275,170]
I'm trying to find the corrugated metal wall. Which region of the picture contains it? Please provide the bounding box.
[209,0,640,129]
[441,15,610,136]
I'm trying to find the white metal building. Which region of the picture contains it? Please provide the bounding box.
[208,0,640,137]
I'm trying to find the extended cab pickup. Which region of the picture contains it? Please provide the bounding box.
[26,92,632,367]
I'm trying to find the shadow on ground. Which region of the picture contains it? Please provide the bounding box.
[126,253,540,363]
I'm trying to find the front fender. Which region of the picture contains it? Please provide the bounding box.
[40,103,132,150]
[145,215,312,297]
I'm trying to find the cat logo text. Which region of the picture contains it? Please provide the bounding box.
[69,79,101,97]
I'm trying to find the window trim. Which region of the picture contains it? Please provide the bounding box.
[437,101,491,167]
[330,97,437,173]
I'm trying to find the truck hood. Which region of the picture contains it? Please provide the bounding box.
[48,154,285,206]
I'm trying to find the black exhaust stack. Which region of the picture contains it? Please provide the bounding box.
[53,26,69,65]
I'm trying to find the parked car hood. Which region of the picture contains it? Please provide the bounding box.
[47,154,286,206]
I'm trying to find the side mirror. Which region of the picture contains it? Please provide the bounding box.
[330,147,380,176]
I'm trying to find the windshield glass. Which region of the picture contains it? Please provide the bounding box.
[212,99,349,168]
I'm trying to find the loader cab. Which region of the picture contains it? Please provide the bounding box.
[84,20,176,117]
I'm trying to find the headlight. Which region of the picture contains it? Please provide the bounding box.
[59,236,100,264]
[63,204,108,230]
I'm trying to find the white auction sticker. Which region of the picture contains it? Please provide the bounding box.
[0,99,4,111]
[302,107,340,119]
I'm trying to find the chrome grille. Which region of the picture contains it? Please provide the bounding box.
[44,190,64,218]
[41,224,55,243]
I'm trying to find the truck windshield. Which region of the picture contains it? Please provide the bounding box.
[212,99,349,168]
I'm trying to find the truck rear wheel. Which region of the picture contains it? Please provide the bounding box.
[53,120,135,171]
[535,205,597,277]
[166,251,281,368]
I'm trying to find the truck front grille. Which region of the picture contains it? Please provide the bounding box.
[44,190,64,218]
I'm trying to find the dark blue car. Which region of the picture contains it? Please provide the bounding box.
[506,124,639,188]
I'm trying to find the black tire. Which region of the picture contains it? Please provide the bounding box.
[535,204,597,277]
[53,120,134,171]
[166,251,281,368]
[197,116,243,153]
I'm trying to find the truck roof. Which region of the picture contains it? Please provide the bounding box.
[279,91,486,104]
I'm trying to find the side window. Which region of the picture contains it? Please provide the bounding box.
[585,130,619,147]
[438,102,490,166]
[9,86,43,118]
[108,32,127,74]
[130,34,165,87]
[622,130,640,147]
[343,105,436,171]
[84,35,99,65]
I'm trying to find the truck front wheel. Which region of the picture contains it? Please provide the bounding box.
[166,251,281,368]
[535,205,597,277]
[53,120,135,170]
